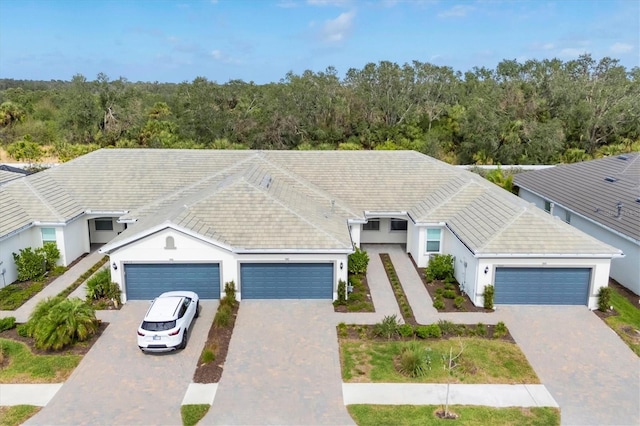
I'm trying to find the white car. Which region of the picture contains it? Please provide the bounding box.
[137,291,200,352]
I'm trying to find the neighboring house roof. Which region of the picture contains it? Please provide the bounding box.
[513,153,640,243]
[0,149,621,257]
[0,164,30,186]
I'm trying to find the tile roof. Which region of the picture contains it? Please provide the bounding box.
[0,149,621,256]
[513,153,640,242]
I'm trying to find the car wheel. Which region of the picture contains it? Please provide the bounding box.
[180,330,188,349]
[195,301,200,318]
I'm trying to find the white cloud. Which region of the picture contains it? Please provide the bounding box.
[610,42,634,53]
[542,43,554,50]
[321,10,355,43]
[438,5,474,18]
[559,47,589,59]
[277,0,299,8]
[308,0,350,6]
[209,49,241,64]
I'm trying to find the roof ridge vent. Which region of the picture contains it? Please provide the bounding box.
[604,176,618,182]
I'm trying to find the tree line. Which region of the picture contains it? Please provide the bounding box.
[1,54,638,165]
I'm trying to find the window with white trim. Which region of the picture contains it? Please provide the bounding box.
[95,219,114,231]
[426,228,441,253]
[390,219,407,231]
[41,228,56,243]
[363,220,380,231]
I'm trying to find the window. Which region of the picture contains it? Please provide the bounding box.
[95,219,113,231]
[390,219,407,231]
[41,228,56,243]
[426,228,441,252]
[363,220,380,231]
[544,201,552,213]
[565,211,571,223]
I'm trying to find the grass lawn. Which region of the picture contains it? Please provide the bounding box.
[347,405,560,425]
[181,404,210,426]
[341,337,539,384]
[605,289,640,356]
[0,405,41,426]
[0,339,81,383]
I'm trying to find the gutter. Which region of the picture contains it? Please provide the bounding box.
[235,248,354,254]
[476,252,624,259]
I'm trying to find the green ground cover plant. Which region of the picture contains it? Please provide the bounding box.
[380,254,415,323]
[340,337,539,384]
[181,404,210,426]
[347,405,560,425]
[0,405,41,426]
[603,288,640,356]
[0,339,81,383]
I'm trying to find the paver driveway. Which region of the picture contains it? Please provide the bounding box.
[202,300,354,425]
[499,306,640,426]
[26,300,217,426]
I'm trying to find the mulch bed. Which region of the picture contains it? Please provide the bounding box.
[409,254,491,313]
[338,323,515,343]
[193,302,239,383]
[0,321,109,356]
[333,274,374,313]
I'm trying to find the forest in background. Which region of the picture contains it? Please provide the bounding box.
[1,54,638,165]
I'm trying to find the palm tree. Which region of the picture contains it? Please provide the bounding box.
[33,298,98,350]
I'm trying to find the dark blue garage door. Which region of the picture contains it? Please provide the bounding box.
[124,263,220,300]
[241,263,333,299]
[495,267,590,305]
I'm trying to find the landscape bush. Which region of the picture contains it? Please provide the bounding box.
[494,321,508,338]
[598,286,612,312]
[454,296,464,310]
[85,268,121,305]
[41,242,61,271]
[24,297,99,350]
[213,304,232,328]
[415,324,442,338]
[0,316,16,332]
[483,285,495,310]
[12,247,46,282]
[425,254,454,282]
[443,289,456,299]
[335,279,347,306]
[398,323,414,338]
[348,247,370,275]
[433,296,445,310]
[397,341,431,378]
[475,322,487,337]
[224,281,236,304]
[373,314,400,339]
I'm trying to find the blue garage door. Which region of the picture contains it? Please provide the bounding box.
[124,263,220,300]
[241,263,333,299]
[495,267,590,305]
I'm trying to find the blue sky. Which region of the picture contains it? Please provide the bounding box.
[1,0,638,84]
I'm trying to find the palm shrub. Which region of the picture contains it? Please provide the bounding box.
[425,254,454,282]
[348,247,369,275]
[22,296,64,337]
[85,269,110,299]
[32,298,99,350]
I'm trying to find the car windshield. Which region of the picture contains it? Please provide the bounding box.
[142,321,177,331]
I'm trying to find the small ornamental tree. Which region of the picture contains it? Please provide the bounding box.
[425,254,454,282]
[348,247,370,275]
[598,286,612,312]
[483,285,495,310]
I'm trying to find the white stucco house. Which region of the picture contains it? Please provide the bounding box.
[514,153,640,296]
[0,149,622,308]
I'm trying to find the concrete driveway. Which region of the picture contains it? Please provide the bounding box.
[499,306,640,426]
[202,300,354,425]
[26,300,217,426]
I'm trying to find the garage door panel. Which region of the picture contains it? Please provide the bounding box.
[495,267,590,305]
[125,263,220,300]
[241,263,333,299]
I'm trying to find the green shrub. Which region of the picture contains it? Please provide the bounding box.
[16,323,29,337]
[476,322,487,337]
[398,323,414,338]
[397,341,431,377]
[337,322,348,337]
[31,298,99,350]
[437,320,466,336]
[444,275,456,285]
[425,254,454,282]
[51,265,67,276]
[200,346,216,364]
[0,316,16,332]
[432,296,445,310]
[416,324,441,338]
[12,247,46,282]
[22,296,64,337]
[348,247,370,275]
[435,287,444,296]
[483,284,495,310]
[213,304,232,328]
[336,279,347,305]
[454,296,464,309]
[598,286,612,312]
[41,242,61,271]
[373,314,400,339]
[444,282,455,291]
[443,289,456,299]
[0,281,45,310]
[224,281,236,304]
[494,321,508,338]
[85,269,111,300]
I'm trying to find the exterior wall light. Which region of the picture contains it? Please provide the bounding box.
[484,266,489,274]
[112,262,118,270]
[340,262,344,270]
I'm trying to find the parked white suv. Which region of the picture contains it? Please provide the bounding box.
[137,291,199,352]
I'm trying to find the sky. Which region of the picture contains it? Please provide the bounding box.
[0,0,638,84]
